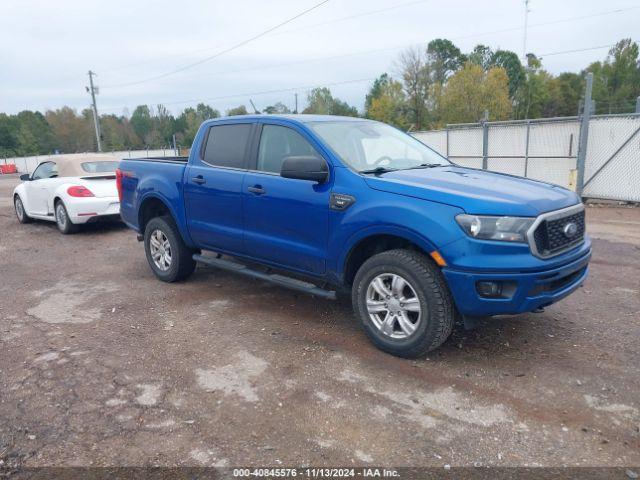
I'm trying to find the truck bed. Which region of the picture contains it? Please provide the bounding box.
[127,156,188,164]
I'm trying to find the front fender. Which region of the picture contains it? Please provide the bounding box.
[13,183,27,209]
[329,197,466,283]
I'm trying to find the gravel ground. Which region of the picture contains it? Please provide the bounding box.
[0,174,639,469]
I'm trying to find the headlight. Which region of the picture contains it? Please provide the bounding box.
[455,214,534,243]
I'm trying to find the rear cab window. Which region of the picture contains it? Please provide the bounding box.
[202,124,253,169]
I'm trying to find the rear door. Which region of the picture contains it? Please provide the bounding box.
[184,121,254,253]
[242,122,331,274]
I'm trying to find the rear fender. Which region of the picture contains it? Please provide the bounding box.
[137,192,196,248]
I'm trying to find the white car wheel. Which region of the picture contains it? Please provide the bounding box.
[55,202,78,234]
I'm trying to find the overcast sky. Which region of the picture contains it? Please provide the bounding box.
[1,0,638,116]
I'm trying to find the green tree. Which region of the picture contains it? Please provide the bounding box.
[547,72,583,116]
[439,63,512,124]
[365,75,409,129]
[264,102,291,114]
[130,105,153,144]
[0,114,18,157]
[426,38,465,85]
[587,39,640,114]
[45,107,93,152]
[195,103,220,120]
[14,111,54,155]
[302,88,358,116]
[489,50,525,98]
[155,104,175,145]
[468,44,494,71]
[227,105,248,116]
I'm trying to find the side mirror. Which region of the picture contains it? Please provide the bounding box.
[20,174,31,181]
[280,156,328,183]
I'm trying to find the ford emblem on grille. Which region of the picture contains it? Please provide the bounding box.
[563,222,579,238]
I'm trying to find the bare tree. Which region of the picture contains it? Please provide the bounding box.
[396,46,430,130]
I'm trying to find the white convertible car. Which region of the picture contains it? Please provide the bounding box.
[13,155,121,234]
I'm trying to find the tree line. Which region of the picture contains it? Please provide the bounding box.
[1,38,638,157]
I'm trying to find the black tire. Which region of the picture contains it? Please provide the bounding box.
[144,215,196,282]
[55,200,78,234]
[14,195,32,224]
[352,249,455,358]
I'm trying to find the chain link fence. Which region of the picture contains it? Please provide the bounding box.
[413,113,640,202]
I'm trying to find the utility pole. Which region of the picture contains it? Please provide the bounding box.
[522,0,530,62]
[86,70,102,152]
[576,72,593,197]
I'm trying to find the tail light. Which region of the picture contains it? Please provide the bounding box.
[67,186,95,197]
[115,168,123,202]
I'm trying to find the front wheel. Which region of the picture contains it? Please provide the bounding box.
[14,195,32,224]
[55,201,78,234]
[144,216,196,282]
[352,249,455,358]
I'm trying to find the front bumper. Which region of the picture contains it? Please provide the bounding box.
[66,197,121,224]
[442,247,591,317]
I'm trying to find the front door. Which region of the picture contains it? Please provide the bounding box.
[25,161,58,215]
[184,122,254,253]
[243,123,331,275]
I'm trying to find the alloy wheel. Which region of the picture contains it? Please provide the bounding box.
[366,273,422,339]
[149,229,172,271]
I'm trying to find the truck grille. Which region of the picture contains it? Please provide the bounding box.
[532,208,585,258]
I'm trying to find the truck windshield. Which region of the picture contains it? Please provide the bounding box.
[308,121,450,172]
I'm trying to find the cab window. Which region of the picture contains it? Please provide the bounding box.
[257,125,320,174]
[32,162,58,180]
[203,124,252,169]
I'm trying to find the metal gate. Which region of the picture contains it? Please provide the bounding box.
[581,114,640,202]
[412,113,640,202]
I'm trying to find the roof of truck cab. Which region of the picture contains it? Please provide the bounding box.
[209,114,371,124]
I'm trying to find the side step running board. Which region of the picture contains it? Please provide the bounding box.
[193,253,337,300]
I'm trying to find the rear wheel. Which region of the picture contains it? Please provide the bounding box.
[55,201,78,234]
[352,249,455,358]
[144,216,196,282]
[14,195,32,224]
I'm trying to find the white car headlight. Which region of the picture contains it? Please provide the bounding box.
[456,214,534,243]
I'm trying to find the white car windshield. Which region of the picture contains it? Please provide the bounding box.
[308,121,450,172]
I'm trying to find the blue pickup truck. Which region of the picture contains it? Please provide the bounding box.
[117,114,590,357]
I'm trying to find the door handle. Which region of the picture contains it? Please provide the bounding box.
[248,185,265,195]
[192,175,206,185]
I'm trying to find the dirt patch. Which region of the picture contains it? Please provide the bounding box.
[0,175,639,467]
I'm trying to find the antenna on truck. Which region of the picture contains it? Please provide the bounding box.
[249,99,261,114]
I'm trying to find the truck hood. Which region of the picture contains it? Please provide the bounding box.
[364,166,580,216]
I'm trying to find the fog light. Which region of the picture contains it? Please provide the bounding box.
[477,281,503,298]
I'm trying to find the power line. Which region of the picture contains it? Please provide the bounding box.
[102,0,331,89]
[269,0,431,36]
[100,76,376,112]
[102,5,639,90]
[539,44,616,57]
[98,0,431,77]
[450,6,639,42]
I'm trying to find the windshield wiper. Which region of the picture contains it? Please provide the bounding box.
[359,166,398,175]
[402,163,447,170]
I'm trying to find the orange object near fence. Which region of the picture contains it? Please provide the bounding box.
[0,164,18,174]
